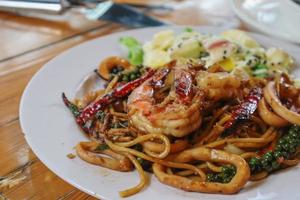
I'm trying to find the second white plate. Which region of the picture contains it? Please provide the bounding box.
[232,0,300,44]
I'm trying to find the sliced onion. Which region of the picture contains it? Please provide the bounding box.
[224,144,245,155]
[258,97,289,127]
[264,81,300,125]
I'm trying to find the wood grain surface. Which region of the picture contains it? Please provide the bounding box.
[0,1,239,199]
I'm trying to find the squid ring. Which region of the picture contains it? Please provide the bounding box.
[153,147,250,194]
[264,81,300,125]
[97,56,131,80]
[76,142,133,172]
[258,97,289,127]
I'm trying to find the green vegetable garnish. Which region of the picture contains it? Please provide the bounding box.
[95,110,106,122]
[208,126,300,182]
[111,123,121,129]
[207,165,236,183]
[252,63,269,78]
[199,51,209,58]
[119,121,128,128]
[183,27,194,32]
[137,157,152,171]
[248,125,300,173]
[62,93,81,117]
[68,103,80,117]
[95,144,109,151]
[122,75,129,82]
[119,37,143,65]
[119,65,144,82]
[131,144,143,151]
[254,63,268,70]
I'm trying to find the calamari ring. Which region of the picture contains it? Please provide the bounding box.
[264,81,300,125]
[98,56,131,80]
[258,97,289,127]
[153,147,250,194]
[76,142,133,172]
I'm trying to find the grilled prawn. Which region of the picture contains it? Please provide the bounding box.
[127,67,203,137]
[196,71,241,101]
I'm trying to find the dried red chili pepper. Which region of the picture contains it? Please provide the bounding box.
[175,69,193,103]
[223,88,263,130]
[62,69,155,133]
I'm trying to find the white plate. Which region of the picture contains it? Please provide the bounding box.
[231,0,300,44]
[20,26,300,200]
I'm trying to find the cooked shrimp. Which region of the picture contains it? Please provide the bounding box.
[127,68,203,137]
[153,147,250,194]
[196,71,241,101]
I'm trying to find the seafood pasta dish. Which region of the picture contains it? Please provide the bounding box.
[62,29,300,197]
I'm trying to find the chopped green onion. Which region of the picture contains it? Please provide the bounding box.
[252,63,269,78]
[130,73,137,81]
[254,64,268,70]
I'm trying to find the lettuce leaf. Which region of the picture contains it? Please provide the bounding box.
[119,37,143,65]
[183,27,193,32]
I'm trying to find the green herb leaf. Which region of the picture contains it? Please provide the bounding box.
[95,110,106,122]
[254,64,268,70]
[95,144,109,151]
[137,157,152,171]
[252,63,269,78]
[119,37,143,65]
[131,144,143,151]
[62,93,80,117]
[183,27,193,32]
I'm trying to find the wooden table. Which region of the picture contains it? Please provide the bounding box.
[0,1,239,199]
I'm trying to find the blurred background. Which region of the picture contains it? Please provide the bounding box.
[1,0,299,71]
[0,0,237,64]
